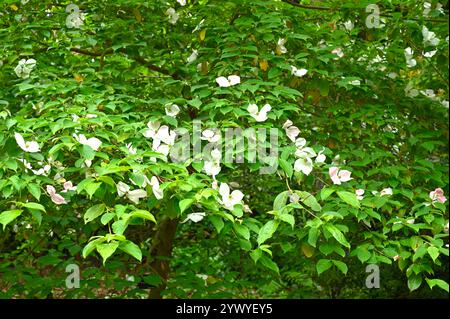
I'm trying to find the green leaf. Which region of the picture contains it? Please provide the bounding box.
[250,248,262,264]
[179,198,194,214]
[82,237,106,258]
[324,224,350,248]
[118,240,142,261]
[273,191,288,211]
[425,278,449,292]
[279,159,293,178]
[112,219,129,235]
[96,242,120,265]
[84,204,106,224]
[278,213,295,228]
[296,191,322,212]
[131,210,156,223]
[427,246,440,262]
[316,259,333,275]
[233,223,250,240]
[332,260,348,274]
[337,191,360,208]
[407,274,422,291]
[257,220,279,245]
[0,210,22,230]
[27,183,41,201]
[100,212,115,225]
[308,227,319,247]
[22,202,46,212]
[320,188,335,201]
[259,255,279,274]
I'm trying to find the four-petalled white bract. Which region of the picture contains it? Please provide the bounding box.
[283,120,300,142]
[117,181,148,204]
[291,66,308,78]
[177,0,186,6]
[14,132,40,153]
[201,129,221,143]
[216,75,240,87]
[247,103,271,122]
[165,104,180,117]
[73,133,102,151]
[422,26,440,46]
[150,176,164,200]
[182,213,206,223]
[187,49,198,63]
[329,167,352,185]
[277,38,287,54]
[218,183,244,211]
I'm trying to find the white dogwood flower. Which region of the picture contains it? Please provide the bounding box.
[166,8,179,24]
[177,0,186,6]
[165,104,180,117]
[283,120,300,142]
[182,213,206,223]
[187,49,198,63]
[73,133,102,151]
[218,183,244,210]
[404,47,416,68]
[291,66,308,77]
[277,38,287,54]
[201,129,221,143]
[247,103,271,122]
[117,181,147,204]
[15,133,40,153]
[150,176,164,200]
[329,167,353,185]
[14,58,36,79]
[422,26,440,46]
[294,157,314,175]
[216,75,240,87]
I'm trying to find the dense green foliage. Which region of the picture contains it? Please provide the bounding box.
[0,0,448,298]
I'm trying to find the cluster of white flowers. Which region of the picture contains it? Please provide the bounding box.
[282,120,326,176]
[203,148,222,178]
[143,121,177,160]
[65,4,85,29]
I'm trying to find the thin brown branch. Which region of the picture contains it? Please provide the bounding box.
[69,47,181,80]
[281,0,448,23]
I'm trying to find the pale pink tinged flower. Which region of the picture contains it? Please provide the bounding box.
[355,189,365,200]
[62,181,77,192]
[380,188,393,196]
[429,188,447,203]
[285,125,300,142]
[46,185,66,205]
[329,167,353,185]
[332,48,344,58]
[211,180,219,190]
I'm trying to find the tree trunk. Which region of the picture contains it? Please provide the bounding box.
[148,217,179,299]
